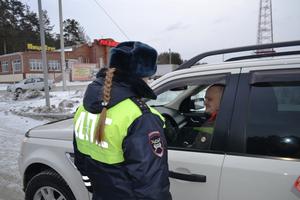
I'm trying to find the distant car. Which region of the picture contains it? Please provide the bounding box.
[7,77,54,93]
[18,41,300,200]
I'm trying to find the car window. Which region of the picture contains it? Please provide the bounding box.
[148,90,185,106]
[148,75,227,151]
[246,82,300,159]
[24,78,34,84]
[36,78,44,82]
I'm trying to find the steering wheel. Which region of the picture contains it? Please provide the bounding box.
[163,114,179,145]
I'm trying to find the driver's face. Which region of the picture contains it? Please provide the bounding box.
[204,86,223,114]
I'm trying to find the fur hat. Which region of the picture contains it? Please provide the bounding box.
[109,41,158,77]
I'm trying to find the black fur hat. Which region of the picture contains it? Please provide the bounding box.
[109,41,158,77]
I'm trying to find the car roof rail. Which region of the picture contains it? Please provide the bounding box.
[225,50,300,62]
[176,40,300,71]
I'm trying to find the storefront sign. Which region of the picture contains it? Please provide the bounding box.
[98,39,119,47]
[27,43,55,51]
[71,63,97,81]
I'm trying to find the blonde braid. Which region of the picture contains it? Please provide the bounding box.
[94,68,116,143]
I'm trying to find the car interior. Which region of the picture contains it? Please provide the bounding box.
[148,82,225,150]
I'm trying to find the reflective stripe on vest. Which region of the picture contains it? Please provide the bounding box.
[74,98,164,164]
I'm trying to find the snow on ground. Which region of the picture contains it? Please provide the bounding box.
[6,89,84,115]
[55,80,92,87]
[0,88,85,200]
[0,128,24,200]
[0,84,8,91]
[0,80,91,91]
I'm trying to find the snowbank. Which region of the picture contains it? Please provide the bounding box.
[0,84,8,91]
[55,80,91,87]
[0,80,91,91]
[0,89,83,120]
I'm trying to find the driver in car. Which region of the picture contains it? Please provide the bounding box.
[192,84,225,149]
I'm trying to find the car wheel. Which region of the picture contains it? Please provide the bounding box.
[16,88,23,93]
[25,170,76,200]
[42,87,51,91]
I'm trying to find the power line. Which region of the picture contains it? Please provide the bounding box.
[92,0,130,40]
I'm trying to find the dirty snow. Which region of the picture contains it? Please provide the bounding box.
[0,87,86,200]
[0,84,8,91]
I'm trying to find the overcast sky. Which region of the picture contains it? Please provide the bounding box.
[22,0,300,60]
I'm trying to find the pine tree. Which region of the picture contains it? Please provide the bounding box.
[0,0,25,54]
[63,19,87,46]
[158,52,183,65]
[0,0,51,54]
[0,0,88,55]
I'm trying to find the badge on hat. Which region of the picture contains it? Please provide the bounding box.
[148,131,164,157]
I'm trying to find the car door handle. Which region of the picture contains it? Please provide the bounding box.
[169,171,206,182]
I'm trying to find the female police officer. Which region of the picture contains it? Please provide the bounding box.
[73,41,172,200]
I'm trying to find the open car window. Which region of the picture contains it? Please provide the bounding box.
[147,74,227,151]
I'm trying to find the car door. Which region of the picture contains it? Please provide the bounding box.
[32,78,40,90]
[219,67,300,200]
[149,68,240,200]
[23,78,34,90]
[35,78,44,90]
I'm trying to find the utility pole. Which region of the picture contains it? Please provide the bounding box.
[59,0,67,90]
[3,40,7,54]
[38,0,50,107]
[12,63,15,85]
[169,48,172,64]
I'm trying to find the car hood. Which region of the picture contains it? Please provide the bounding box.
[28,118,74,141]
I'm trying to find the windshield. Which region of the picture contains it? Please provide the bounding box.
[148,90,185,106]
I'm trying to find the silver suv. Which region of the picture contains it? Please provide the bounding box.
[18,41,300,200]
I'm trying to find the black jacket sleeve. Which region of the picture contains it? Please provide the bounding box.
[122,113,172,200]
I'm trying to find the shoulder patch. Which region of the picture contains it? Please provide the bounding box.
[148,131,164,157]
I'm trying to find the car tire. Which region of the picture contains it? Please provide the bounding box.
[25,170,76,200]
[42,86,51,91]
[16,88,23,93]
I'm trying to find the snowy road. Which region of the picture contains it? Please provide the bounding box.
[0,89,84,200]
[0,113,48,200]
[0,127,25,200]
